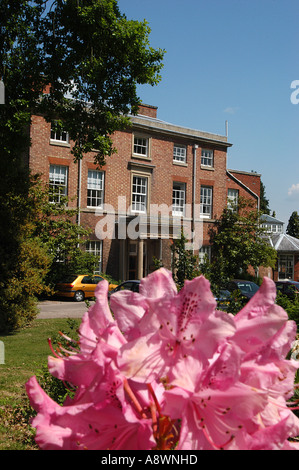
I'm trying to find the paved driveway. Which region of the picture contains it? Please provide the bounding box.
[37,299,95,319]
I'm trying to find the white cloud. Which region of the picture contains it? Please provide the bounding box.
[288,183,299,197]
[224,106,239,114]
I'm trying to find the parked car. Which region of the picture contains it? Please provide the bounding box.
[214,289,232,310]
[275,280,299,299]
[108,280,140,298]
[226,280,260,303]
[55,274,111,302]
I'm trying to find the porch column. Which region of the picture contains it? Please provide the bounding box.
[119,239,126,281]
[159,238,162,261]
[138,239,144,279]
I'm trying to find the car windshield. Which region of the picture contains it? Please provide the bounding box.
[236,282,259,294]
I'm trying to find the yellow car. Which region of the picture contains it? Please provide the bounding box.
[55,274,117,302]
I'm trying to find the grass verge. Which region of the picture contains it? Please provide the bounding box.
[0,318,81,450]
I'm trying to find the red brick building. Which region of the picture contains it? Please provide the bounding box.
[27,104,261,281]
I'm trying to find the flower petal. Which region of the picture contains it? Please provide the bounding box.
[139,267,177,300]
[79,280,114,352]
[110,290,149,340]
[233,277,289,354]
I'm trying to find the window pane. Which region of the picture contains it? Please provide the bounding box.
[86,241,102,274]
[51,122,69,143]
[278,255,294,280]
[172,182,186,215]
[173,144,186,163]
[134,137,148,156]
[87,170,104,207]
[198,246,211,263]
[49,165,68,203]
[132,176,147,212]
[200,186,212,218]
[201,149,213,166]
[227,189,239,211]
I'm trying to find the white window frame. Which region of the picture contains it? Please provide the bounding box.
[49,164,68,203]
[87,169,104,208]
[131,175,148,213]
[198,246,211,264]
[172,182,186,216]
[201,149,214,167]
[276,224,283,233]
[262,223,283,233]
[278,254,294,280]
[133,136,149,157]
[173,144,186,164]
[271,224,283,233]
[227,188,239,211]
[200,186,213,218]
[86,240,102,274]
[50,121,69,144]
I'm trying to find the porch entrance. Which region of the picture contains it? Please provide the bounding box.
[127,239,162,280]
[278,254,294,280]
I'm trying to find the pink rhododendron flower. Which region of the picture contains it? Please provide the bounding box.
[26,269,299,450]
[114,270,236,384]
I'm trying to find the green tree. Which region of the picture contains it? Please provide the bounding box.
[171,230,200,289]
[286,211,299,239]
[29,175,97,286]
[202,198,277,288]
[0,174,99,333]
[0,0,164,332]
[260,180,270,215]
[1,0,165,165]
[0,181,51,333]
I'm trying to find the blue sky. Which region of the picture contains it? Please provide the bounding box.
[118,0,299,226]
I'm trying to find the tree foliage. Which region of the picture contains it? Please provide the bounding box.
[201,198,277,288]
[0,180,51,333]
[0,0,165,165]
[171,230,200,289]
[0,0,164,332]
[286,211,299,239]
[260,180,270,215]
[0,174,100,333]
[29,175,98,286]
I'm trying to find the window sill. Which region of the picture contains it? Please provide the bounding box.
[83,207,104,213]
[173,161,187,167]
[50,139,71,148]
[129,210,148,216]
[201,165,214,171]
[132,153,152,161]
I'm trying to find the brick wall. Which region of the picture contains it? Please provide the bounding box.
[28,109,260,279]
[227,170,260,201]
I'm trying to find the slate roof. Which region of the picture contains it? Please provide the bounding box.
[261,214,284,225]
[267,233,299,252]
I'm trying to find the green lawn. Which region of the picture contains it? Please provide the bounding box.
[0,318,81,450]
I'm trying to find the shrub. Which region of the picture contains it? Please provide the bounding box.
[276,292,299,329]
